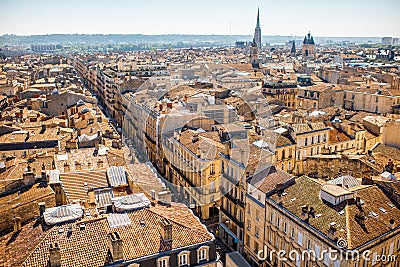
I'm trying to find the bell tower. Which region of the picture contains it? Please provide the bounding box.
[302,31,315,59]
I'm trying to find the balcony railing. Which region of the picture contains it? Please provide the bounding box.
[220,206,244,228]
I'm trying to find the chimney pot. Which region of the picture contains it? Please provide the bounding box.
[38,202,46,217]
[389,219,395,230]
[49,243,61,267]
[12,216,22,232]
[108,232,123,262]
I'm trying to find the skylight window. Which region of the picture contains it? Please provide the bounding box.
[369,211,379,218]
[379,207,387,213]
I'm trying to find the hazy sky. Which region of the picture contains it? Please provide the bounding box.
[0,0,399,37]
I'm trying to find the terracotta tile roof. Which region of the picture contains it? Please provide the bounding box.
[179,130,224,160]
[59,170,109,203]
[270,176,400,249]
[276,134,296,147]
[0,220,49,267]
[247,166,294,193]
[5,203,213,267]
[346,186,400,248]
[0,183,54,214]
[55,148,109,172]
[104,205,213,260]
[22,220,110,267]
[328,127,351,144]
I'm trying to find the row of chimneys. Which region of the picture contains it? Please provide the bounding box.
[106,218,173,264]
[63,160,103,172]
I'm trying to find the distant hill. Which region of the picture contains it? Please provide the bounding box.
[0,34,382,47]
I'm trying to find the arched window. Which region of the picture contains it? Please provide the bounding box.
[197,246,209,262]
[157,256,169,267]
[178,251,190,266]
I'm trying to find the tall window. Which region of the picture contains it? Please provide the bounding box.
[158,257,169,267]
[179,253,188,266]
[198,247,208,262]
[210,163,215,175]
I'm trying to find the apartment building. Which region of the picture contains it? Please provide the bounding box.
[297,83,335,110]
[288,122,331,175]
[263,81,298,108]
[245,175,400,267]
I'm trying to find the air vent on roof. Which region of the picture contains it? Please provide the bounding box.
[58,228,64,234]
[290,198,296,202]
[315,214,322,218]
[139,220,146,227]
[339,210,345,215]
[379,208,387,214]
[282,192,287,196]
[329,222,336,226]
[387,202,395,208]
[369,211,379,218]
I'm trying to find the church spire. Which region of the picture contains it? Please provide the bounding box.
[253,7,262,49]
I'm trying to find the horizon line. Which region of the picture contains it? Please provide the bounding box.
[0,33,397,38]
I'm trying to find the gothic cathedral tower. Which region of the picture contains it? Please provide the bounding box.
[254,7,262,49]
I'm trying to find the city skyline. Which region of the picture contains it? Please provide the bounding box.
[0,0,399,37]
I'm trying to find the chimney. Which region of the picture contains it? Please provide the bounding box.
[25,131,30,142]
[355,197,363,209]
[327,223,338,240]
[309,207,315,218]
[23,166,35,182]
[218,128,224,139]
[38,202,46,217]
[192,133,199,143]
[64,162,70,172]
[158,190,172,205]
[389,219,395,230]
[276,193,283,205]
[12,216,22,232]
[355,213,366,226]
[108,232,123,262]
[150,190,156,200]
[49,243,61,267]
[97,160,103,168]
[300,205,309,221]
[160,218,172,243]
[224,141,231,156]
[75,162,82,171]
[196,147,201,158]
[41,124,46,133]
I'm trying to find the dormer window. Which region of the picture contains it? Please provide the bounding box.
[197,246,209,262]
[178,251,190,267]
[157,256,169,267]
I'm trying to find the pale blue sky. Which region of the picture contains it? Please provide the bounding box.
[0,0,399,37]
